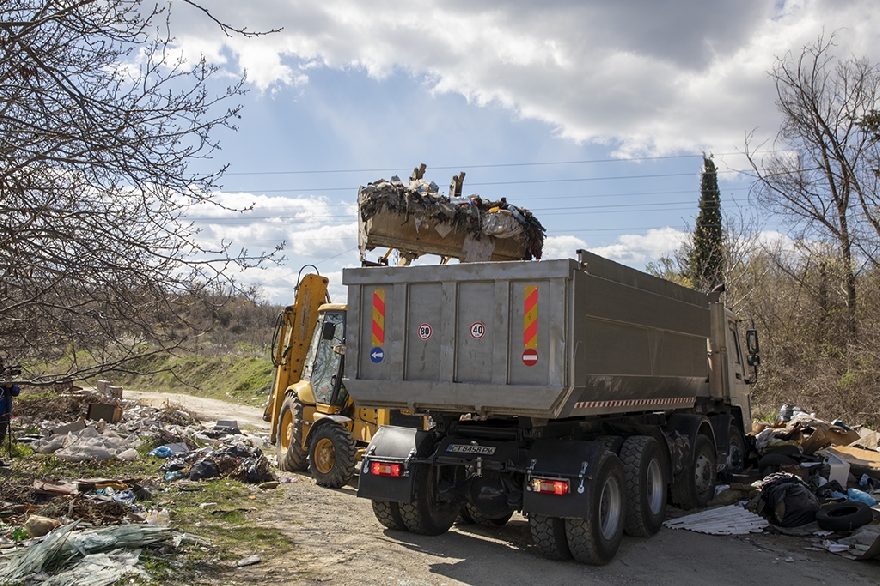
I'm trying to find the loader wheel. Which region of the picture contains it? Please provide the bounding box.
[726,423,746,474]
[620,435,667,537]
[398,465,458,536]
[565,451,626,565]
[464,502,514,527]
[670,434,716,510]
[529,515,572,560]
[277,396,308,472]
[371,500,408,531]
[308,424,357,488]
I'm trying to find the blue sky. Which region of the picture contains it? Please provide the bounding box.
[166,0,880,303]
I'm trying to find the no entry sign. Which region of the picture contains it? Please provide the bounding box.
[522,348,538,366]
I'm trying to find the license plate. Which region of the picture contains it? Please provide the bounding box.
[446,444,496,455]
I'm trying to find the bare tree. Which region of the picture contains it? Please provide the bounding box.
[0,0,280,380]
[745,34,880,338]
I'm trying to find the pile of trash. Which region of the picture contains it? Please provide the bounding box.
[0,388,282,584]
[18,399,273,485]
[358,164,546,262]
[666,406,880,561]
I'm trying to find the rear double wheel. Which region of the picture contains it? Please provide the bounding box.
[529,514,572,560]
[308,424,357,488]
[398,465,458,536]
[564,451,627,565]
[371,500,407,531]
[620,435,667,537]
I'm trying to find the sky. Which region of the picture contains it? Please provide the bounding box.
[164,0,880,304]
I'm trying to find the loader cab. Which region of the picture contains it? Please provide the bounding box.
[301,304,348,409]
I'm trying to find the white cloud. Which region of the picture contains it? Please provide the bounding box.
[184,192,357,259]
[589,228,688,266]
[169,0,880,156]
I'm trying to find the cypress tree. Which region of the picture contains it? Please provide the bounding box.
[689,155,724,291]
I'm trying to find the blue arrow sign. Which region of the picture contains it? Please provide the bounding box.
[370,347,385,363]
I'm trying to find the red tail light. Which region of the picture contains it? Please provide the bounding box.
[531,478,570,495]
[371,461,402,477]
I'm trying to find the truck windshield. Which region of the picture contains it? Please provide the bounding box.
[301,311,345,405]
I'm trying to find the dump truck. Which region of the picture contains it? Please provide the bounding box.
[341,250,760,564]
[264,271,422,488]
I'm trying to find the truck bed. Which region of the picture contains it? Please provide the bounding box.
[343,253,710,419]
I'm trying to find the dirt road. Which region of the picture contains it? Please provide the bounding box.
[234,473,879,586]
[121,391,878,584]
[123,390,270,431]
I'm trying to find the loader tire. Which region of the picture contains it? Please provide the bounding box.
[371,500,407,531]
[308,424,357,488]
[670,434,716,510]
[277,395,308,472]
[399,465,458,536]
[620,435,667,537]
[564,451,626,565]
[464,502,514,527]
[529,515,572,560]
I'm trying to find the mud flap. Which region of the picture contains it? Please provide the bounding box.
[358,425,434,503]
[523,439,606,519]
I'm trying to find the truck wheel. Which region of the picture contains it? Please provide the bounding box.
[727,423,746,474]
[277,395,308,472]
[308,424,357,488]
[464,502,514,527]
[529,515,572,560]
[671,434,716,510]
[565,452,626,565]
[620,435,667,537]
[371,500,408,531]
[398,466,458,536]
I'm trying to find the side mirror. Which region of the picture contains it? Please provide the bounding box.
[322,322,337,340]
[745,330,759,355]
[333,344,345,356]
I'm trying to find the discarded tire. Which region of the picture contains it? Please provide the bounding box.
[816,501,874,532]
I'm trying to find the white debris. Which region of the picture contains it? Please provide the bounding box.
[662,505,770,535]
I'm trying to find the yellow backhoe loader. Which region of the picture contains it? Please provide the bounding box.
[263,269,420,488]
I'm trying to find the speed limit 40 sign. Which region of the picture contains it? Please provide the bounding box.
[470,322,485,338]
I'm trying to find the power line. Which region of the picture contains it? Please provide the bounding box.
[223,152,760,177]
[220,168,745,194]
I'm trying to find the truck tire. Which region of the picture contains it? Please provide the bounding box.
[671,434,716,510]
[308,424,357,488]
[277,395,308,472]
[398,465,458,536]
[620,435,667,537]
[726,423,746,474]
[464,502,514,527]
[529,515,572,560]
[565,451,626,565]
[371,500,408,531]
[816,501,874,532]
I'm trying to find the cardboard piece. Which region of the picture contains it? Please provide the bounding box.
[87,403,122,424]
[50,420,86,437]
